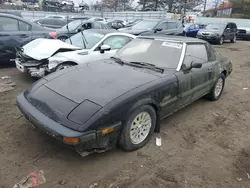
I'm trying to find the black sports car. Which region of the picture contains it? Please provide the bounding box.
[16,36,232,156]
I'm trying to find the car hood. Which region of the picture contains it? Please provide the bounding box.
[199,29,221,34]
[120,28,149,35]
[22,38,81,60]
[43,60,161,106]
[51,49,89,59]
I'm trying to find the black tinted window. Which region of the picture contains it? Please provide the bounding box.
[167,22,177,29]
[183,44,208,68]
[0,17,18,31]
[19,21,31,31]
[157,22,168,30]
[231,23,237,29]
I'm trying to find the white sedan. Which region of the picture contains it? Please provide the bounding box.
[15,29,136,78]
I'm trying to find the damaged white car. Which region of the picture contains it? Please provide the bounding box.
[15,29,136,78]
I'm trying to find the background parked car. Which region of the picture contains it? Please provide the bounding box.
[33,18,68,29]
[56,20,111,41]
[0,11,22,17]
[183,23,206,37]
[107,20,125,30]
[120,19,184,36]
[236,23,250,40]
[126,19,142,27]
[0,13,56,63]
[197,22,237,45]
[15,29,135,78]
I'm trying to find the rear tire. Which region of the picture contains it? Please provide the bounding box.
[119,105,156,151]
[230,35,236,43]
[206,74,225,101]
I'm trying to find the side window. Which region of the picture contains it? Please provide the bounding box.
[157,22,168,30]
[231,23,237,29]
[93,22,103,29]
[103,36,132,50]
[182,44,208,68]
[0,17,18,31]
[167,22,177,29]
[194,24,200,29]
[19,21,31,31]
[82,22,92,30]
[189,24,195,30]
[226,23,230,29]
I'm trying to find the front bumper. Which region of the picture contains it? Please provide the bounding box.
[16,93,122,153]
[197,35,220,42]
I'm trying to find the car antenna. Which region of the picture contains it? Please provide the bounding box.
[66,15,72,45]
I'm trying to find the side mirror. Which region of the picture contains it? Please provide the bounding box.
[100,44,111,53]
[77,28,82,32]
[182,61,202,71]
[191,62,202,69]
[154,28,162,33]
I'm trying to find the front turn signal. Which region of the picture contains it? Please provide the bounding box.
[63,137,79,144]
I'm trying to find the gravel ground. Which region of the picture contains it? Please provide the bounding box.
[0,41,250,188]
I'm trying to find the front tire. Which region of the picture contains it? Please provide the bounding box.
[119,105,156,151]
[206,74,225,101]
[230,35,236,43]
[218,36,224,45]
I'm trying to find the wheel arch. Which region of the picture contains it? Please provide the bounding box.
[54,61,78,71]
[124,98,160,132]
[221,70,227,77]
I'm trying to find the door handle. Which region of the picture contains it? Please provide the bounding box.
[208,67,213,72]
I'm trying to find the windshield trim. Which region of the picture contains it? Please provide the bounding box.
[176,42,187,71]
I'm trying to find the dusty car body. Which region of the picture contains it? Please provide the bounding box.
[15,30,135,78]
[17,36,232,156]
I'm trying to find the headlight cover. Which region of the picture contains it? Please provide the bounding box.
[68,100,102,125]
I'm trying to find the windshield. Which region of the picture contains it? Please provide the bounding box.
[61,20,82,30]
[132,20,158,30]
[115,39,183,69]
[205,23,225,30]
[65,30,104,49]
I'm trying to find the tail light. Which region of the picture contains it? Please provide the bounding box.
[49,32,57,39]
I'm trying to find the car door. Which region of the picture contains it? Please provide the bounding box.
[90,35,133,61]
[224,23,231,40]
[0,16,32,60]
[183,44,214,101]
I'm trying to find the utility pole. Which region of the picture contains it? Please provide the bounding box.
[203,0,207,16]
[184,0,187,14]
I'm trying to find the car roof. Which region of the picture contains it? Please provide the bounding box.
[0,11,22,17]
[138,35,207,44]
[0,12,23,19]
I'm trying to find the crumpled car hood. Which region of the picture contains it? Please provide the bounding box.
[22,38,81,60]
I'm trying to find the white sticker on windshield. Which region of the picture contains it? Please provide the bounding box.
[162,42,182,49]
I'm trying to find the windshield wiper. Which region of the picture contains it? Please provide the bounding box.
[110,57,124,65]
[128,61,164,73]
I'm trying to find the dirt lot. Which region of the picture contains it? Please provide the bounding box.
[1,41,250,188]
